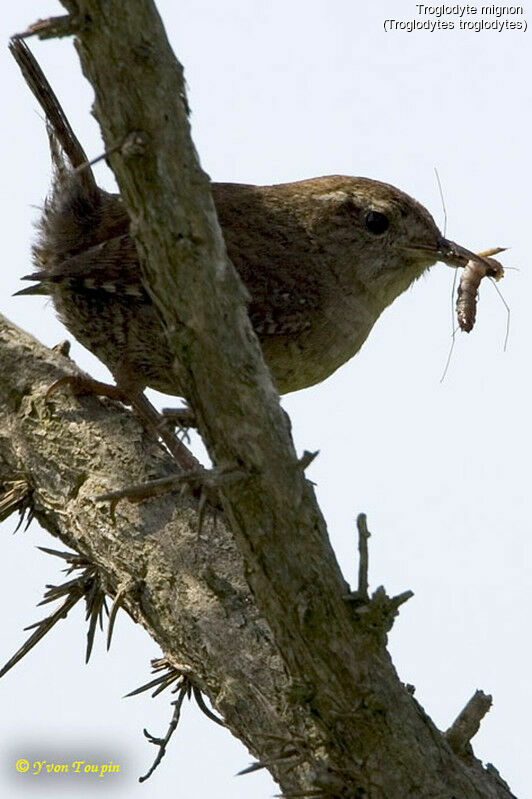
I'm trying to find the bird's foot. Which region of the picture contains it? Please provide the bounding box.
[161,405,197,443]
[45,374,129,404]
[161,405,197,430]
[46,376,199,473]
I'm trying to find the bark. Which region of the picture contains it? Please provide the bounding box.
[3,1,517,796]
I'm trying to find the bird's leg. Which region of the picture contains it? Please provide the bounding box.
[46,374,129,403]
[106,394,230,521]
[49,375,218,510]
[46,374,200,473]
[128,392,202,473]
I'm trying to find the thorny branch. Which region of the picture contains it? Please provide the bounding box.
[1,0,518,794]
[0,311,515,794]
[0,547,108,678]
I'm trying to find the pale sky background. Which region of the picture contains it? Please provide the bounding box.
[1,1,530,797]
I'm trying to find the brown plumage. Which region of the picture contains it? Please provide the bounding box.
[11,37,501,397]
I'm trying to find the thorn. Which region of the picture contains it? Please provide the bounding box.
[85,579,108,663]
[237,748,300,776]
[107,579,136,650]
[0,547,110,677]
[390,590,414,609]
[0,590,83,679]
[237,761,264,776]
[125,659,182,699]
[191,685,225,726]
[0,478,31,527]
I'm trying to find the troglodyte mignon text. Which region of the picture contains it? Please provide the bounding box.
[12,38,503,399]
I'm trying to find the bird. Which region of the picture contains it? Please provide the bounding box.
[11,37,499,402]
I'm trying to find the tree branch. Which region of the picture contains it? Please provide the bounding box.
[6,1,517,794]
[0,313,306,792]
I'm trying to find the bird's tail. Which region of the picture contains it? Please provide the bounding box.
[10,36,111,294]
[9,35,97,198]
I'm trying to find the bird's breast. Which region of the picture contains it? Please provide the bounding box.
[261,291,377,394]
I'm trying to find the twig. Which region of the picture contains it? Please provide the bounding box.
[139,680,190,782]
[73,131,148,175]
[17,14,84,40]
[126,660,225,781]
[356,513,370,600]
[96,466,248,506]
[298,450,319,471]
[445,690,493,756]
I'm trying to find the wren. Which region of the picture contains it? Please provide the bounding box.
[12,38,496,398]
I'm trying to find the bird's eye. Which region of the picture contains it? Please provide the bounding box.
[364,211,389,235]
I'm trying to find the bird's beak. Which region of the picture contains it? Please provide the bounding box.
[437,238,490,269]
[406,237,505,277]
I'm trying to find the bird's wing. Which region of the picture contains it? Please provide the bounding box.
[16,235,145,299]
